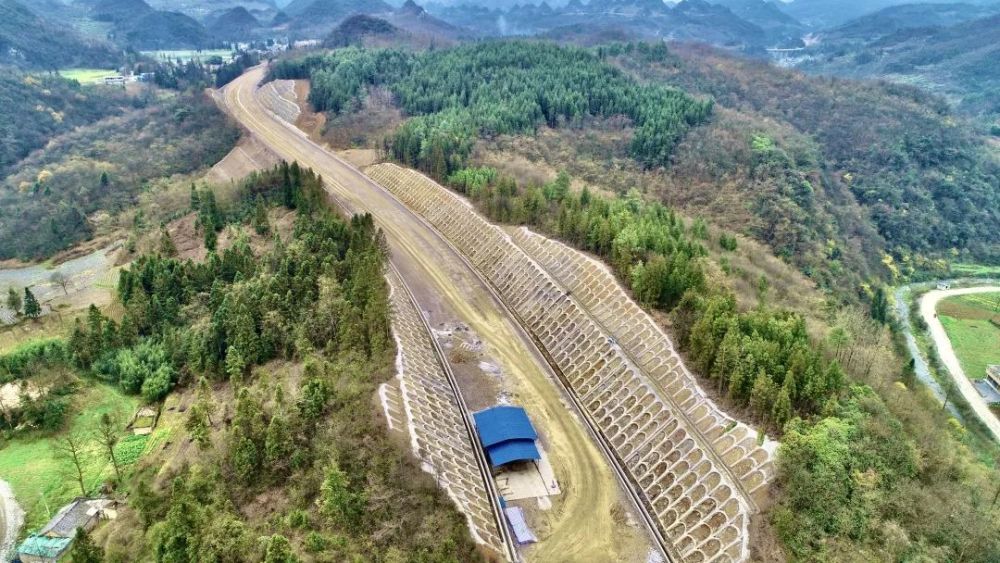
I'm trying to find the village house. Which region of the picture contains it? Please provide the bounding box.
[15,498,115,562]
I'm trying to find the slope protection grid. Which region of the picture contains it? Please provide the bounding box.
[508,227,777,499]
[384,267,510,558]
[367,163,771,563]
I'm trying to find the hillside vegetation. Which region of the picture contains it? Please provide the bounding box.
[0,93,238,259]
[277,40,1000,561]
[0,70,127,175]
[89,167,480,561]
[613,42,1000,276]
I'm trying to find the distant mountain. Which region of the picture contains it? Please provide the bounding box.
[144,0,278,23]
[823,2,1000,41]
[427,0,782,50]
[90,0,154,23]
[712,0,804,42]
[285,0,393,37]
[774,0,1000,28]
[323,14,400,47]
[117,9,211,49]
[0,0,118,68]
[208,6,261,40]
[800,13,1000,117]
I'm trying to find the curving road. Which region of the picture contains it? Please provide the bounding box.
[920,286,1000,441]
[219,67,653,561]
[0,479,24,563]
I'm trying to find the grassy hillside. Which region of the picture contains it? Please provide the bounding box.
[0,0,118,69]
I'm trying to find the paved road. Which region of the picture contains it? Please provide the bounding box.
[920,286,1000,441]
[0,479,24,563]
[219,67,653,562]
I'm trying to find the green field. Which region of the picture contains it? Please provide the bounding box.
[141,49,234,63]
[938,292,1000,381]
[57,68,118,84]
[951,262,1000,278]
[0,381,139,534]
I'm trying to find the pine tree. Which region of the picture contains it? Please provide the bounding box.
[159,228,177,257]
[264,414,292,473]
[23,287,41,319]
[70,526,104,563]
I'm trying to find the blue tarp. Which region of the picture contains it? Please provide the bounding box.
[473,406,541,467]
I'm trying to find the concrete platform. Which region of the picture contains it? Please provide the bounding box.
[494,444,561,501]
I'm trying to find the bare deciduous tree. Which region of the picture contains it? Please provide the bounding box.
[54,433,90,496]
[94,413,122,482]
[50,270,70,296]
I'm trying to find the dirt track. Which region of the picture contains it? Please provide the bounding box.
[920,286,1000,441]
[220,67,651,562]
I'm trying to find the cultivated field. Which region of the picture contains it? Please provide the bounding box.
[141,49,234,63]
[938,292,1000,381]
[57,68,117,84]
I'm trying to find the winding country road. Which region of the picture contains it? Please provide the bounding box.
[920,286,1000,441]
[219,67,653,561]
[0,479,24,563]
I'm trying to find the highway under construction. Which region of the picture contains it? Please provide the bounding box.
[220,67,778,563]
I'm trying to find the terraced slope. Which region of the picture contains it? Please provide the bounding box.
[382,268,510,557]
[508,227,777,501]
[367,163,775,562]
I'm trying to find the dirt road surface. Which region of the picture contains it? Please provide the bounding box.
[0,479,24,563]
[920,286,1000,441]
[220,67,652,562]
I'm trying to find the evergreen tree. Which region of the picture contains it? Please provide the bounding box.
[23,287,41,318]
[70,526,104,563]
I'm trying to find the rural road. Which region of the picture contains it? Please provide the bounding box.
[0,479,24,563]
[219,67,652,561]
[920,286,1000,441]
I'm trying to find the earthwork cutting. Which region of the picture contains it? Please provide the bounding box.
[221,66,777,562]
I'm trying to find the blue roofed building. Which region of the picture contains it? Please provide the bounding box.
[473,405,541,469]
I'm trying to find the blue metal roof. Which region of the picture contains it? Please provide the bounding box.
[473,406,538,448]
[486,439,541,467]
[473,406,540,467]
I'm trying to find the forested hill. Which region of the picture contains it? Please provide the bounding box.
[615,42,1000,273]
[270,42,713,171]
[0,0,118,69]
[0,70,126,174]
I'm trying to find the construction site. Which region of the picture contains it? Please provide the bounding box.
[220,68,780,563]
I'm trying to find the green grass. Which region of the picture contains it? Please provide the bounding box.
[0,381,139,534]
[951,262,1000,278]
[57,68,118,84]
[140,49,234,63]
[938,292,1000,381]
